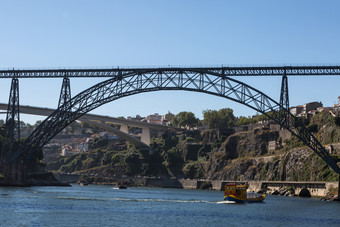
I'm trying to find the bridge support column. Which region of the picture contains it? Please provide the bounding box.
[58,76,71,110]
[141,127,151,146]
[120,124,129,134]
[338,175,340,201]
[279,71,289,128]
[1,77,21,163]
[280,71,289,110]
[4,160,27,186]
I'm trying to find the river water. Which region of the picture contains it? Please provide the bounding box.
[0,184,339,227]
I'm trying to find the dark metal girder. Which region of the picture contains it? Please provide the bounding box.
[1,78,20,162]
[7,69,340,175]
[58,76,71,110]
[280,72,290,128]
[1,66,340,78]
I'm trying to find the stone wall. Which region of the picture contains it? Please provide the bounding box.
[54,173,80,183]
[144,179,337,197]
[179,179,197,189]
[145,178,183,188]
[279,129,291,144]
[262,181,337,197]
[52,174,338,198]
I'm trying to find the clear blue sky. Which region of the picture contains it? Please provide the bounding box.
[1,0,340,124]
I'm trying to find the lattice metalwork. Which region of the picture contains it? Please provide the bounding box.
[1,78,20,162]
[58,76,71,111]
[7,69,340,174]
[1,66,340,78]
[280,72,289,110]
[279,72,290,128]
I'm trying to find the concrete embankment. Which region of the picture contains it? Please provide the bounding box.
[137,178,338,197]
[258,181,338,197]
[54,173,338,197]
[54,173,80,184]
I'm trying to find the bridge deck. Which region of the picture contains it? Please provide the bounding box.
[0,103,168,130]
[0,66,340,78]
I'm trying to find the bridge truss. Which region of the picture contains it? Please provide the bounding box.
[1,77,20,162]
[2,66,338,175]
[1,65,340,78]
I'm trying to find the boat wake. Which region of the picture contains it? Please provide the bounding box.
[112,198,236,204]
[54,196,238,204]
[216,201,236,204]
[56,196,100,201]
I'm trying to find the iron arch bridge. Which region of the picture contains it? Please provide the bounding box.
[5,66,340,175]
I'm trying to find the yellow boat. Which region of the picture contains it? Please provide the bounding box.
[223,183,265,203]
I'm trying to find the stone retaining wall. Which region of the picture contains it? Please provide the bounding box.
[54,173,338,197]
[54,173,80,183]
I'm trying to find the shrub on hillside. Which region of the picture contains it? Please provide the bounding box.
[200,181,212,190]
[334,116,340,127]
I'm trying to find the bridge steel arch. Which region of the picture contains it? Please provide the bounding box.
[11,69,340,174]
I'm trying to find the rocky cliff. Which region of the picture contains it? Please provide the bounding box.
[47,112,340,182]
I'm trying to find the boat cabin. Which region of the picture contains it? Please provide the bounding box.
[224,183,248,200]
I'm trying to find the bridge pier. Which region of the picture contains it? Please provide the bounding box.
[2,77,21,163]
[338,175,340,201]
[141,127,151,145]
[58,76,71,110]
[120,124,128,134]
[3,160,28,186]
[279,71,290,128]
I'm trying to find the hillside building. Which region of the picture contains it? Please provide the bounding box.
[333,96,340,113]
[146,113,169,125]
[290,105,303,116]
[290,101,323,117]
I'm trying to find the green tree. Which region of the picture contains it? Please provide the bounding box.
[172,111,199,129]
[307,123,318,133]
[236,116,254,126]
[34,120,42,128]
[125,151,143,176]
[80,121,102,133]
[19,121,27,129]
[203,108,235,129]
[90,137,109,148]
[334,116,340,127]
[164,111,175,122]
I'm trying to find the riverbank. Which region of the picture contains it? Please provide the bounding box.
[0,172,70,187]
[54,173,338,199]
